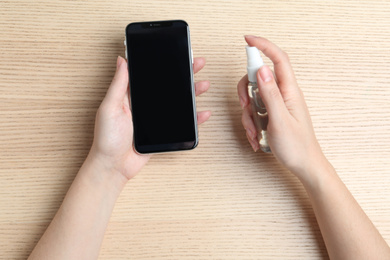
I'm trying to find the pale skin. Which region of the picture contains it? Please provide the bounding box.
[28,37,390,259]
[239,35,390,259]
[28,56,211,260]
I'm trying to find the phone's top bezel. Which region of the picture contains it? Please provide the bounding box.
[126,20,189,34]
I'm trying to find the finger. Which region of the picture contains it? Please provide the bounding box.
[105,56,129,103]
[123,89,132,117]
[123,89,130,108]
[237,74,249,108]
[257,65,288,122]
[246,131,259,152]
[197,110,211,125]
[195,81,210,96]
[242,107,257,141]
[244,36,297,89]
[193,57,206,74]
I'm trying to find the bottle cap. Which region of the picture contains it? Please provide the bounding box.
[246,46,264,82]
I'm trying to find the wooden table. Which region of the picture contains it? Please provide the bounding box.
[1,1,390,259]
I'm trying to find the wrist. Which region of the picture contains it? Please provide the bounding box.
[79,150,128,198]
[297,153,337,192]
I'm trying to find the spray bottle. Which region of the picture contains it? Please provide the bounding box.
[246,46,271,153]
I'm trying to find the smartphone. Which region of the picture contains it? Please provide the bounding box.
[125,20,198,154]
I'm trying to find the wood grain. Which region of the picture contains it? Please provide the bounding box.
[1,0,390,259]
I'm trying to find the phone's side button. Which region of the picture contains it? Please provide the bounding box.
[125,49,128,60]
[191,49,194,64]
[124,39,126,46]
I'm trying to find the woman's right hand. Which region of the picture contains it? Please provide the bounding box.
[238,36,390,260]
[237,35,327,182]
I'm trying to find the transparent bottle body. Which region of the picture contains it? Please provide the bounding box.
[248,82,271,153]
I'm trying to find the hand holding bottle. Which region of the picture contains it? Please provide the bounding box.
[238,35,326,182]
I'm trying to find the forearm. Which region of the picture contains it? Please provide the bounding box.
[239,35,390,259]
[29,153,127,260]
[300,157,390,260]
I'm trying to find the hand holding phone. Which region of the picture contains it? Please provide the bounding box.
[125,20,208,154]
[91,56,209,182]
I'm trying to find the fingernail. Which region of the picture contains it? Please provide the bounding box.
[246,128,254,140]
[246,128,256,140]
[246,132,258,152]
[259,66,273,83]
[251,140,259,152]
[240,96,246,108]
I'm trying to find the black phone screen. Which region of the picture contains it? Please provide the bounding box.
[125,20,198,153]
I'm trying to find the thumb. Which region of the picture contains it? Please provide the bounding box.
[105,56,129,103]
[257,65,288,122]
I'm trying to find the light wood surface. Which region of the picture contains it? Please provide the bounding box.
[1,0,390,259]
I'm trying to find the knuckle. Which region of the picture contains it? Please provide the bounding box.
[267,85,281,99]
[281,51,290,62]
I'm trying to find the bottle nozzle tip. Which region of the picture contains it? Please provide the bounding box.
[246,46,263,68]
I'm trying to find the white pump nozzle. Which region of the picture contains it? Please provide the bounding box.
[246,46,264,82]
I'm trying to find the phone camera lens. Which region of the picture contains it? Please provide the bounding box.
[150,24,152,26]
